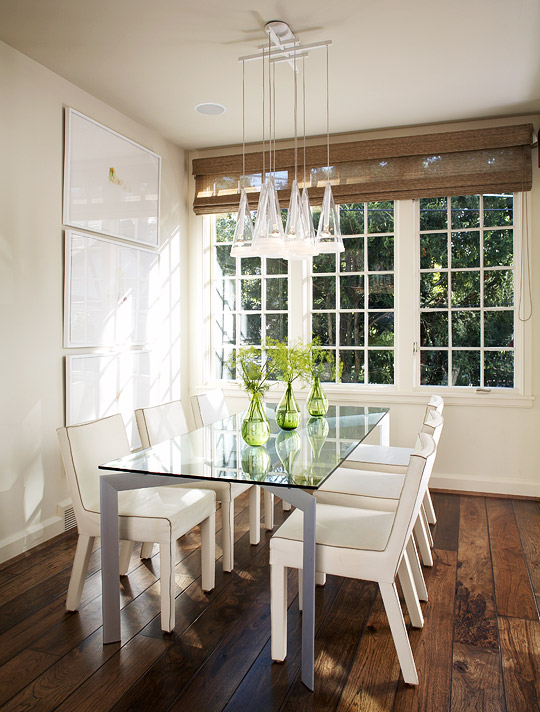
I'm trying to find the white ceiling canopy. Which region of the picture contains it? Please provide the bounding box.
[0,0,539,149]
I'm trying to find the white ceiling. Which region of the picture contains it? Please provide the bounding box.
[1,0,539,149]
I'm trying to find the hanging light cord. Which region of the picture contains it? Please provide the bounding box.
[261,43,265,181]
[293,50,298,182]
[302,57,307,188]
[272,58,277,175]
[242,60,246,180]
[268,33,272,177]
[326,43,330,175]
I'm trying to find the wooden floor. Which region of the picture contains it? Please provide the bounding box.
[0,492,539,711]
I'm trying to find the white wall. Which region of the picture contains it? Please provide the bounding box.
[188,117,540,498]
[0,41,188,562]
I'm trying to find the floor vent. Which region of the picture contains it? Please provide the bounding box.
[64,506,76,531]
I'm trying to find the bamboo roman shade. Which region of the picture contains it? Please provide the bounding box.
[192,124,533,215]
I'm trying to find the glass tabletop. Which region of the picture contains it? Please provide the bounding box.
[99,403,389,490]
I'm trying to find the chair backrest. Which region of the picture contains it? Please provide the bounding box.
[191,389,229,427]
[425,394,444,418]
[385,430,439,573]
[57,414,131,523]
[135,400,189,448]
[421,408,444,446]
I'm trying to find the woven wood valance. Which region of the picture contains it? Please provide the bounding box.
[192,124,534,215]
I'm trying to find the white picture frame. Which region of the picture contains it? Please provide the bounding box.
[66,351,154,449]
[63,108,161,247]
[64,230,160,348]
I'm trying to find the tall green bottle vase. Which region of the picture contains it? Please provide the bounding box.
[276,382,301,430]
[241,391,270,446]
[306,375,329,416]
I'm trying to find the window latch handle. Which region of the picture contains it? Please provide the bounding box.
[412,341,418,354]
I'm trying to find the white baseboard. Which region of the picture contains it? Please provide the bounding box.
[431,472,540,498]
[0,515,65,566]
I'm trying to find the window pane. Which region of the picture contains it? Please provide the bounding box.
[368,312,394,346]
[484,230,513,267]
[340,237,364,272]
[368,201,394,233]
[239,314,261,344]
[484,351,514,388]
[214,347,235,379]
[484,270,513,307]
[451,231,480,268]
[484,311,513,347]
[215,215,236,243]
[216,313,235,344]
[451,195,480,229]
[215,278,236,311]
[368,235,394,271]
[451,271,480,308]
[420,272,448,308]
[340,350,365,383]
[266,278,288,310]
[452,311,480,347]
[368,350,394,384]
[420,350,448,385]
[241,257,261,275]
[312,312,336,346]
[313,253,337,273]
[368,274,394,308]
[420,233,447,269]
[452,351,480,386]
[313,276,336,309]
[483,194,513,227]
[340,204,364,235]
[266,258,288,275]
[266,313,288,341]
[421,311,448,347]
[215,245,236,277]
[240,278,261,310]
[420,197,447,230]
[340,312,364,346]
[340,275,364,309]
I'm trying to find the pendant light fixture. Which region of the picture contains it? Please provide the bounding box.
[315,44,344,254]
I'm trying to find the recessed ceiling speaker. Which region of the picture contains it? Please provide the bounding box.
[194,103,226,115]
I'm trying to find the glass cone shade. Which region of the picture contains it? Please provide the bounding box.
[252,176,286,257]
[285,180,316,259]
[231,188,255,257]
[316,181,344,253]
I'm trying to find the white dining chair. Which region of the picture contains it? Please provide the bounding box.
[191,390,281,532]
[341,395,444,527]
[136,399,259,572]
[270,432,437,685]
[57,414,216,632]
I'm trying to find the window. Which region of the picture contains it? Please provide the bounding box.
[208,193,524,394]
[418,194,515,388]
[311,202,395,384]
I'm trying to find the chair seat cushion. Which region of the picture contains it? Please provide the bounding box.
[346,443,412,467]
[272,503,395,553]
[320,467,405,500]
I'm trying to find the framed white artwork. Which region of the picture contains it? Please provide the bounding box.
[63,108,161,247]
[66,351,154,449]
[64,230,160,348]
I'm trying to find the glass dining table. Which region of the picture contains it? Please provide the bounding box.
[98,402,389,690]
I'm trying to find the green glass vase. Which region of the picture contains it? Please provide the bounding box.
[307,416,330,459]
[241,445,271,480]
[306,375,329,416]
[276,382,301,430]
[241,391,270,446]
[276,430,301,475]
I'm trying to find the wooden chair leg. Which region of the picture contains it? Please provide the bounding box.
[249,486,261,546]
[140,542,154,559]
[222,501,235,572]
[423,489,437,525]
[159,538,176,633]
[397,553,424,628]
[271,562,288,662]
[119,540,134,576]
[66,534,94,611]
[264,491,274,531]
[200,511,216,592]
[414,515,433,567]
[379,581,419,685]
[406,536,428,602]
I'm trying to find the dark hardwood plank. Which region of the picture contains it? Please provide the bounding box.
[454,496,498,648]
[486,499,538,620]
[393,549,457,712]
[431,492,460,551]
[498,616,540,712]
[222,575,343,712]
[451,643,505,712]
[513,499,540,597]
[337,588,399,712]
[0,648,59,707]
